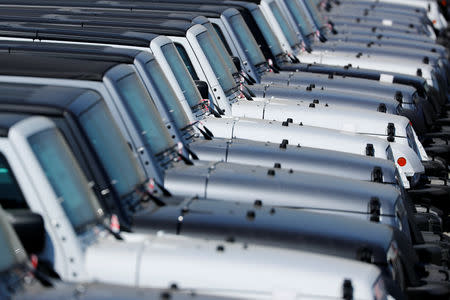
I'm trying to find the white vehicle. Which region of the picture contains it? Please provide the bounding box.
[300,0,437,39]
[0,207,238,300]
[260,0,444,87]
[338,0,448,30]
[151,24,426,185]
[0,39,402,187]
[0,114,388,299]
[0,53,415,234]
[0,18,425,187]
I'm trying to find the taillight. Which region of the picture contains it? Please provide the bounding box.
[397,157,407,167]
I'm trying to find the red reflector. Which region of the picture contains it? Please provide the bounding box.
[397,157,407,167]
[31,254,38,269]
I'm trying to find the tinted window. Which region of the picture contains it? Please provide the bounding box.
[285,0,315,36]
[162,43,203,108]
[303,0,326,28]
[116,73,175,155]
[212,23,233,56]
[203,22,238,75]
[0,153,27,209]
[196,31,236,94]
[29,127,103,232]
[145,59,191,129]
[229,13,267,67]
[252,8,284,57]
[79,100,145,198]
[269,1,301,48]
[174,43,199,81]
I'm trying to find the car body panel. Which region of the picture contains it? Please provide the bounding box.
[189,137,399,183]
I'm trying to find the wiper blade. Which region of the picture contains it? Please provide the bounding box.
[178,152,194,166]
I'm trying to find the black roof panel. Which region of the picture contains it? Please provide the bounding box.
[0,82,87,110]
[0,2,227,15]
[0,10,195,34]
[0,113,30,137]
[0,22,157,47]
[0,53,118,80]
[0,41,139,63]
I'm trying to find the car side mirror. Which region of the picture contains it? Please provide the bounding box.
[9,209,46,254]
[194,80,210,99]
[231,56,242,72]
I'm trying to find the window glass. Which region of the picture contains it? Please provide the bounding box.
[196,31,236,94]
[0,154,27,209]
[203,22,238,75]
[161,43,203,108]
[269,1,301,48]
[174,43,199,81]
[79,100,145,198]
[229,13,266,67]
[29,128,102,232]
[285,0,316,36]
[303,0,326,28]
[145,59,191,129]
[116,73,175,155]
[212,23,233,56]
[251,8,284,57]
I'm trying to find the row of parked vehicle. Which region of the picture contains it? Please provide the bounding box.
[1,0,450,299]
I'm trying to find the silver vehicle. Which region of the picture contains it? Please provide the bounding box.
[272,0,445,85]
[0,18,425,188]
[0,5,434,180]
[0,82,435,297]
[0,207,233,300]
[0,52,414,234]
[0,39,403,188]
[314,0,448,63]
[0,114,389,299]
[248,0,446,108]
[301,0,436,39]
[331,0,448,31]
[259,0,447,89]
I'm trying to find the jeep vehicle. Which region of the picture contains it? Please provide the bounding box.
[0,114,390,299]
[0,40,405,187]
[0,53,416,234]
[0,207,233,300]
[0,82,433,298]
